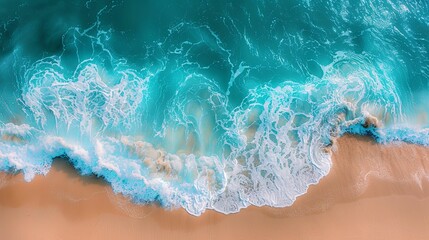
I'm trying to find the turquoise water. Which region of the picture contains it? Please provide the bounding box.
[0,0,428,215]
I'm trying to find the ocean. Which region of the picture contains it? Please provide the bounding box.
[0,0,428,215]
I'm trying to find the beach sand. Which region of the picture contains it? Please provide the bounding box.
[1,135,429,240]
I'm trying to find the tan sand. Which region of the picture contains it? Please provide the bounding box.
[1,135,429,240]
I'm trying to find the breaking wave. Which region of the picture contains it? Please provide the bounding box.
[0,0,428,215]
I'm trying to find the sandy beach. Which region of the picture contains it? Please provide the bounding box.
[1,135,429,240]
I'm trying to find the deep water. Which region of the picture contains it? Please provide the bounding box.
[0,0,428,215]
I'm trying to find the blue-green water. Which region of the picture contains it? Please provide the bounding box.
[0,0,428,215]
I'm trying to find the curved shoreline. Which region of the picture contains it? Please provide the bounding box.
[1,134,429,239]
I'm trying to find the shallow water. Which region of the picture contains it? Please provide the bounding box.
[0,0,428,215]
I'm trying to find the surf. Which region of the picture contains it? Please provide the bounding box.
[0,0,428,216]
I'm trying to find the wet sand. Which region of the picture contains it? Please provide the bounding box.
[1,135,429,240]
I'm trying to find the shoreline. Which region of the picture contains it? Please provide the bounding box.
[1,135,429,239]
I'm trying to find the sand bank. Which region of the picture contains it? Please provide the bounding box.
[0,135,429,240]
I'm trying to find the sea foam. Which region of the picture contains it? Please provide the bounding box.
[0,0,428,215]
